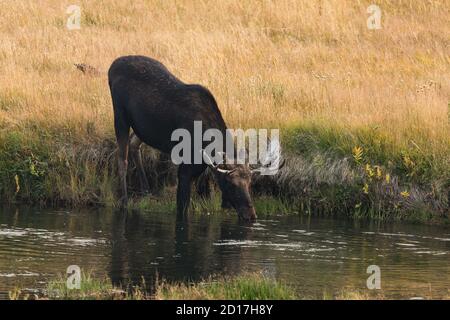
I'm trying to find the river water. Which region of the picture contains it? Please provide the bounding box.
[0,206,448,299]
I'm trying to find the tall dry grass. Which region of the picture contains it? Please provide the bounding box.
[0,0,448,210]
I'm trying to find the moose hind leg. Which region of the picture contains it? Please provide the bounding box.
[129,133,150,194]
[195,170,211,200]
[114,107,130,208]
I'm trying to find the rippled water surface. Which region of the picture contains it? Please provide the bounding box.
[0,207,449,299]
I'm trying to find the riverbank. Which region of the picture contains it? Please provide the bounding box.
[10,272,385,300]
[0,129,450,223]
[0,1,448,223]
[0,130,447,224]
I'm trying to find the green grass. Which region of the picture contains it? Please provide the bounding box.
[10,272,296,300]
[283,123,449,187]
[129,192,297,216]
[279,123,449,223]
[9,272,147,300]
[10,272,396,300]
[253,196,296,215]
[155,273,297,300]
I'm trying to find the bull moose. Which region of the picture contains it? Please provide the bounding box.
[108,55,280,221]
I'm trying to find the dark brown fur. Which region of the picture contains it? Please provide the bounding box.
[108,55,256,221]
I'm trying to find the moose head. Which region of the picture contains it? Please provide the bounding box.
[203,139,284,221]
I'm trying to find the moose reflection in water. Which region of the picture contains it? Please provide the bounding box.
[109,210,251,290]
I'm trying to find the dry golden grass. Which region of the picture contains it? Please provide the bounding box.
[1,1,448,131]
[0,0,448,206]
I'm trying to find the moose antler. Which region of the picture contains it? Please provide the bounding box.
[251,138,284,175]
[202,150,236,174]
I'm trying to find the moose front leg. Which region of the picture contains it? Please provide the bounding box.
[221,195,233,209]
[177,166,193,217]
